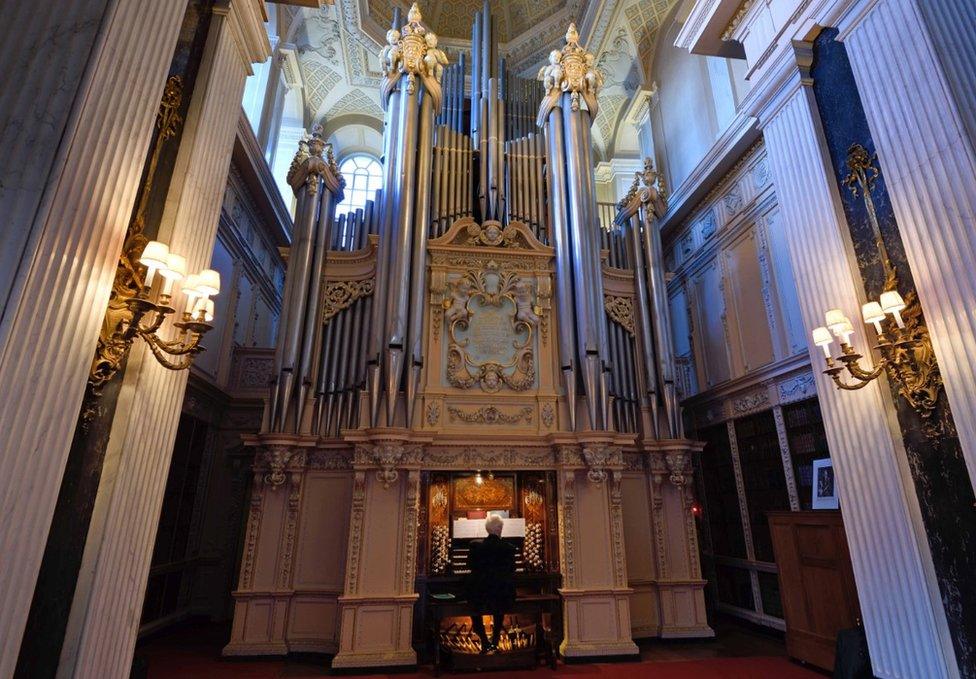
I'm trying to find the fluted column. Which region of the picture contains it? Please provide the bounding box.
[838,0,976,493]
[54,3,269,677]
[752,45,957,679]
[0,3,187,676]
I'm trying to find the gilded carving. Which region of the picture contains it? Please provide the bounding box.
[425,402,441,425]
[604,294,635,335]
[537,23,603,120]
[444,270,538,393]
[322,279,375,323]
[540,403,555,428]
[446,405,533,424]
[381,3,448,107]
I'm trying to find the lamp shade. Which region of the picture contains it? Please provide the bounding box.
[139,241,169,270]
[880,290,906,313]
[182,274,201,300]
[862,302,886,324]
[161,253,187,281]
[825,308,848,332]
[197,269,221,296]
[812,327,833,346]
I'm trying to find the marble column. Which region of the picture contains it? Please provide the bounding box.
[838,0,976,493]
[0,3,186,676]
[750,44,958,679]
[53,3,269,677]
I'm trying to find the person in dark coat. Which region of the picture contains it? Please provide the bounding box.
[466,515,516,653]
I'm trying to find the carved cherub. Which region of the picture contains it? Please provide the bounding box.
[514,279,540,327]
[584,53,603,94]
[537,50,563,93]
[423,32,448,82]
[381,29,402,76]
[443,279,472,325]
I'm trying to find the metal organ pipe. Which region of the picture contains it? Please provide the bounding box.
[543,106,578,432]
[407,91,435,427]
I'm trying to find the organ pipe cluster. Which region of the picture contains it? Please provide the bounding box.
[266,2,682,439]
[536,23,611,431]
[268,132,345,433]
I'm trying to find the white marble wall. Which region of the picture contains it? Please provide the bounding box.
[839,0,976,493]
[0,3,186,676]
[54,3,270,677]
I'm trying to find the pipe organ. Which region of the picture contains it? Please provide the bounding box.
[229,2,712,670]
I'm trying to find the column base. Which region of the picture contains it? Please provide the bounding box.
[331,594,418,671]
[559,588,640,659]
[655,579,713,639]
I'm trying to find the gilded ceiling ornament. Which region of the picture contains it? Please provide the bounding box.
[536,22,604,124]
[380,3,449,110]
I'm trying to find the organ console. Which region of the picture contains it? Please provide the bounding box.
[415,471,562,671]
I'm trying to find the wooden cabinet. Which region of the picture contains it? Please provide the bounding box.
[768,511,860,672]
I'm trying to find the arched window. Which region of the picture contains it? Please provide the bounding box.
[335,155,383,214]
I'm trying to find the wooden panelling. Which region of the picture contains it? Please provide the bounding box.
[768,511,860,672]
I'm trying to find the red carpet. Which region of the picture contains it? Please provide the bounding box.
[144,655,822,678]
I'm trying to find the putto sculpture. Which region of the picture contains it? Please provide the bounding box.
[537,22,604,123]
[380,3,449,108]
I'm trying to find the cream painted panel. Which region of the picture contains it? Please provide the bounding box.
[691,262,731,387]
[360,477,404,596]
[763,208,806,356]
[294,473,353,589]
[723,228,775,375]
[288,596,339,640]
[574,481,615,587]
[253,488,287,590]
[620,475,655,581]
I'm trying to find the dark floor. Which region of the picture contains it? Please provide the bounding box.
[135,615,826,678]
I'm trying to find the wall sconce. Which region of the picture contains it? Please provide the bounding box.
[808,143,943,431]
[89,239,219,392]
[811,290,921,391]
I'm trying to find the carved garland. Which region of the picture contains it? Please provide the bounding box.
[447,405,533,424]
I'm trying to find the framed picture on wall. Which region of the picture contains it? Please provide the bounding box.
[811,458,839,509]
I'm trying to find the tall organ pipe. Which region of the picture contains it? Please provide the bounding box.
[641,202,681,438]
[383,82,420,426]
[406,92,435,427]
[626,212,660,438]
[368,84,402,426]
[543,106,577,431]
[297,185,336,429]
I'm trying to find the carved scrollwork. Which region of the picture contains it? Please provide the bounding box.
[322,279,375,323]
[604,294,635,335]
[444,269,539,393]
[581,445,622,484]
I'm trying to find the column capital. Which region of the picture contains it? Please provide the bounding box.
[215,0,272,73]
[742,40,815,128]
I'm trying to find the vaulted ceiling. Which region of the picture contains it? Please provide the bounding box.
[274,0,681,160]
